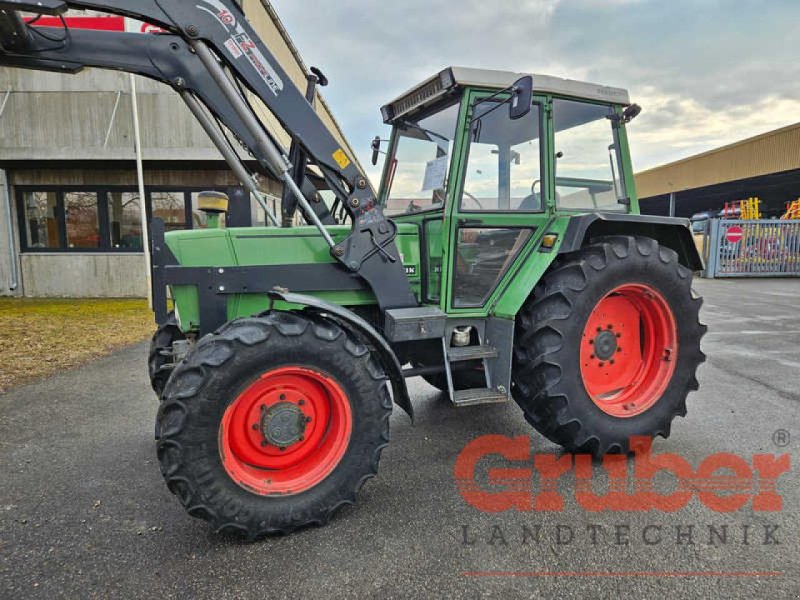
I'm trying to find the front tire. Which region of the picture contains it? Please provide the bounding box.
[512,236,706,455]
[148,312,185,399]
[156,312,391,537]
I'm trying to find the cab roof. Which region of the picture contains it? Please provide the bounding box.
[381,66,631,124]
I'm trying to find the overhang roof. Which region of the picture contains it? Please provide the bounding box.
[636,121,800,199]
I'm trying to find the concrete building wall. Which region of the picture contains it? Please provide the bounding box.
[0,3,361,166]
[10,167,246,188]
[0,68,219,162]
[20,252,146,297]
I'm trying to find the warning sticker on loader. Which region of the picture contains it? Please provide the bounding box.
[332,149,351,170]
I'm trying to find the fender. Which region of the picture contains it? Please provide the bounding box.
[267,289,413,420]
[560,212,703,271]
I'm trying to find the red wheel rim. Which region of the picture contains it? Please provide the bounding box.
[219,366,352,495]
[579,284,678,418]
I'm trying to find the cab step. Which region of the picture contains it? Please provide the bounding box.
[447,345,498,362]
[452,387,508,407]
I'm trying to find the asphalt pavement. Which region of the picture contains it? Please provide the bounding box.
[1,278,798,598]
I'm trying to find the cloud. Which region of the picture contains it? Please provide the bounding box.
[629,91,800,171]
[267,0,799,182]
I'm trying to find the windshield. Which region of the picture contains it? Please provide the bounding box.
[383,102,460,216]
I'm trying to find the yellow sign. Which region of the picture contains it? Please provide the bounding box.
[332,148,351,170]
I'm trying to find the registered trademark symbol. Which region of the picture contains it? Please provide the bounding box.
[772,429,790,448]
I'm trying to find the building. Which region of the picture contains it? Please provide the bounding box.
[635,122,800,218]
[0,1,358,297]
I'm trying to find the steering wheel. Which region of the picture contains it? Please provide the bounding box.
[462,191,484,210]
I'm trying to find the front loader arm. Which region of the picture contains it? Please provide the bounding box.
[0,0,417,310]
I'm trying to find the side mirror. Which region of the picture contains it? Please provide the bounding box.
[622,103,642,123]
[371,136,382,166]
[509,76,533,120]
[309,66,329,87]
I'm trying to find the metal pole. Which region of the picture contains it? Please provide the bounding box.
[283,176,334,246]
[701,219,709,267]
[0,90,11,119]
[0,91,17,291]
[190,40,334,246]
[706,218,720,278]
[103,90,122,148]
[2,169,19,291]
[668,192,676,217]
[130,73,153,309]
[180,91,279,226]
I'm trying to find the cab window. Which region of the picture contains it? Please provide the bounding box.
[460,100,542,212]
[452,227,532,307]
[553,99,626,211]
[384,102,459,216]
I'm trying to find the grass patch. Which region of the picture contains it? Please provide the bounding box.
[0,297,154,393]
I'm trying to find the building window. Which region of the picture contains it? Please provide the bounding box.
[65,191,100,248]
[16,186,227,253]
[108,192,143,250]
[150,191,187,232]
[23,191,61,249]
[190,191,210,229]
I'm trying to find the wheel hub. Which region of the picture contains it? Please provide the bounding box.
[579,284,678,418]
[261,401,306,449]
[219,366,353,496]
[592,329,618,361]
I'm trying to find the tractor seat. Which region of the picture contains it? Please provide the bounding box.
[518,193,541,211]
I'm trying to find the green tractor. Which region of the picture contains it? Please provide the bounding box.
[151,68,706,535]
[0,2,705,538]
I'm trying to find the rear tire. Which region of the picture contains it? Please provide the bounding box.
[512,236,706,455]
[148,312,184,399]
[156,312,391,538]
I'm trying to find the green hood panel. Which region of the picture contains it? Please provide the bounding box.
[165,225,421,332]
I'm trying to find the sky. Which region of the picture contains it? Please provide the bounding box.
[268,0,800,185]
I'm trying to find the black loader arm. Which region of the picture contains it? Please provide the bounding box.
[0,0,417,311]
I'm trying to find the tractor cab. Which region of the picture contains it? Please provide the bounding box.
[375,67,638,311]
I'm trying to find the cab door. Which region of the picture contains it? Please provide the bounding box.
[443,91,553,314]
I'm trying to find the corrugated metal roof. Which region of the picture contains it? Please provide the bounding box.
[635,122,800,198]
